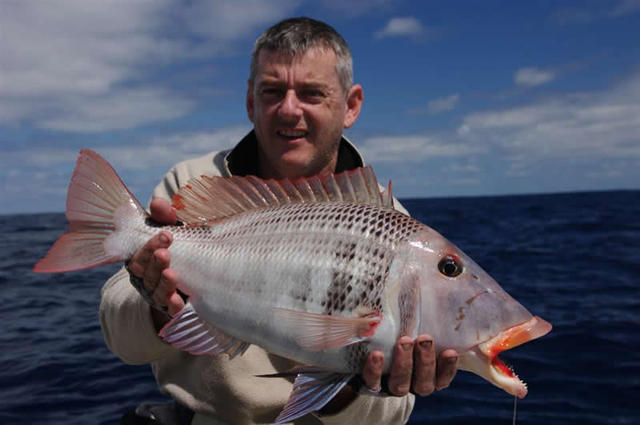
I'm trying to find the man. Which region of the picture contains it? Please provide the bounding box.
[101,17,458,425]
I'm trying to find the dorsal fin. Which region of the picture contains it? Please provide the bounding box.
[172,166,393,225]
[382,179,394,209]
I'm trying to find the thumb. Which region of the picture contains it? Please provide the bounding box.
[150,198,178,225]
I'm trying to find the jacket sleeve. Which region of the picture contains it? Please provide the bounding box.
[99,267,176,364]
[317,393,415,425]
[99,164,185,364]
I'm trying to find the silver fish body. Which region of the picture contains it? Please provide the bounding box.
[123,197,535,376]
[157,201,420,372]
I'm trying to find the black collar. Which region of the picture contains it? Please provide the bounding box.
[226,130,364,177]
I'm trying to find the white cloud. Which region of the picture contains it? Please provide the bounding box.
[319,0,392,16]
[3,126,250,170]
[375,17,425,39]
[360,71,640,185]
[427,94,460,114]
[610,0,640,17]
[36,89,196,132]
[553,0,640,24]
[359,134,482,163]
[132,126,252,166]
[0,125,252,213]
[587,158,640,178]
[514,67,556,87]
[459,71,640,161]
[0,0,299,132]
[180,0,302,40]
[445,161,480,174]
[1,1,168,97]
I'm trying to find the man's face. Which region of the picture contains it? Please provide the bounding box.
[247,47,362,179]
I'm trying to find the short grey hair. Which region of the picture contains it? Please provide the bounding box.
[250,17,353,93]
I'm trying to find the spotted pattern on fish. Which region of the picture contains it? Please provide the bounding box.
[397,278,420,338]
[346,341,369,371]
[172,203,418,303]
[168,200,424,372]
[318,204,423,313]
[270,203,424,369]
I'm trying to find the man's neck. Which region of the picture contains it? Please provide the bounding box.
[257,155,339,180]
[226,130,364,177]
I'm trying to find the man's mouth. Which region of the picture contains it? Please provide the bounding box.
[277,129,308,140]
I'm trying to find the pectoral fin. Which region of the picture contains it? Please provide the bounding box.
[273,307,381,351]
[159,303,249,359]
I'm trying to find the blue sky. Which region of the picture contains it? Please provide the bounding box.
[2,0,639,214]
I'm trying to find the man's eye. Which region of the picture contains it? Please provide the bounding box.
[301,90,325,102]
[261,88,284,97]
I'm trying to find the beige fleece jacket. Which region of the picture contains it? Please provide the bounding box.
[100,140,414,425]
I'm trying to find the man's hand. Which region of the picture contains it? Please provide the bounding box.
[320,335,458,415]
[126,199,184,328]
[363,335,458,396]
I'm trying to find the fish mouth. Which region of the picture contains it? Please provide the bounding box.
[459,316,552,398]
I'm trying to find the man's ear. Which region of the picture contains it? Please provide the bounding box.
[343,84,363,129]
[246,80,255,123]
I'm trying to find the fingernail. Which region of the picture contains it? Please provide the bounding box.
[372,356,382,367]
[401,343,413,351]
[419,339,433,349]
[447,356,458,364]
[159,233,169,244]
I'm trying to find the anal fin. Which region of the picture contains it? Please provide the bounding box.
[274,371,354,424]
[159,303,249,358]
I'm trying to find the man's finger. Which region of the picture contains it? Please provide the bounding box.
[412,335,436,396]
[146,248,170,301]
[167,291,186,317]
[129,231,172,277]
[150,198,178,224]
[150,268,183,330]
[387,337,414,396]
[154,266,179,307]
[435,349,458,390]
[362,351,384,392]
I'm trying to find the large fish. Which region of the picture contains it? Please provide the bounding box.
[35,150,551,423]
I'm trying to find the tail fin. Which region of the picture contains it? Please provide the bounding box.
[34,149,147,273]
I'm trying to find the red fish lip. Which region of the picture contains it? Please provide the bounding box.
[460,316,552,399]
[483,316,552,398]
[480,316,553,358]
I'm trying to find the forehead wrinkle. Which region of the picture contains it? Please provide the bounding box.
[255,49,340,89]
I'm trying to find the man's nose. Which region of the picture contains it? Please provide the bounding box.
[278,90,303,121]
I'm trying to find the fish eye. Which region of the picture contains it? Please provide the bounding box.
[438,255,463,277]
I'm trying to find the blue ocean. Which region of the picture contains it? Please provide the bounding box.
[1,190,638,424]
